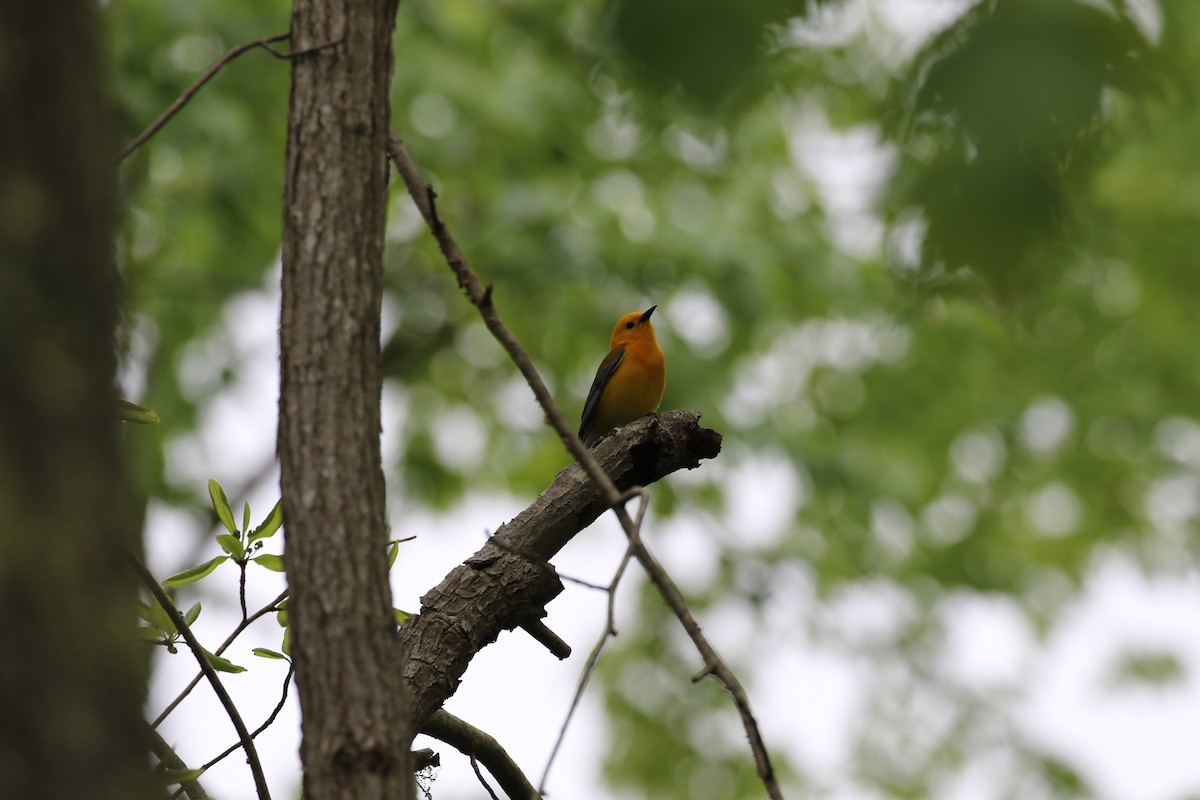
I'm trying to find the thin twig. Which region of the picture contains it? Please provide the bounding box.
[239,562,249,623]
[128,552,272,800]
[193,663,296,775]
[153,588,289,728]
[387,131,784,800]
[387,131,603,485]
[557,572,615,592]
[116,32,334,164]
[470,756,503,800]
[539,489,645,793]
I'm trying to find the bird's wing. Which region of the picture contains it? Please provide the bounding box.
[578,344,626,441]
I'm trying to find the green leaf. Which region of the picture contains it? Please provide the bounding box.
[281,625,292,656]
[118,399,160,424]
[147,598,175,635]
[162,556,228,588]
[203,648,246,674]
[242,502,251,534]
[208,479,238,535]
[252,553,285,573]
[394,608,411,625]
[252,647,288,660]
[216,534,245,559]
[136,601,152,623]
[137,627,165,642]
[160,768,207,785]
[183,602,202,627]
[248,499,283,542]
[275,609,288,628]
[385,536,414,569]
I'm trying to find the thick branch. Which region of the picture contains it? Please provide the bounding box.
[422,710,539,800]
[397,410,720,726]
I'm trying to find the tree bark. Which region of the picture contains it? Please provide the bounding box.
[0,0,154,797]
[279,0,411,795]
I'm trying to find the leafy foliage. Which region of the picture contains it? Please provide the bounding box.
[111,0,1200,796]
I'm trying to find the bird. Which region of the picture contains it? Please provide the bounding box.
[578,305,666,447]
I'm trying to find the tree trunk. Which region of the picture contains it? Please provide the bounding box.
[279,0,413,796]
[0,0,154,797]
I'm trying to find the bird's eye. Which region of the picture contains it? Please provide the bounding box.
[625,321,636,329]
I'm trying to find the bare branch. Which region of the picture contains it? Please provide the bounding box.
[518,618,572,660]
[424,710,539,800]
[195,663,295,775]
[388,133,782,799]
[471,756,503,800]
[475,535,575,658]
[116,33,334,164]
[396,410,719,724]
[386,132,587,465]
[152,588,288,728]
[538,489,647,793]
[127,552,272,800]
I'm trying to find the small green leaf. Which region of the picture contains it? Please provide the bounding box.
[183,602,202,627]
[203,648,246,674]
[162,556,228,588]
[393,608,411,625]
[136,601,152,622]
[281,625,292,656]
[252,647,288,660]
[161,767,207,785]
[275,609,288,628]
[252,553,285,573]
[242,502,251,534]
[216,534,245,559]
[119,399,160,424]
[208,479,238,535]
[137,627,165,642]
[148,598,175,635]
[248,499,283,542]
[387,541,399,569]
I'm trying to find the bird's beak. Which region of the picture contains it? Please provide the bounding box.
[640,305,657,323]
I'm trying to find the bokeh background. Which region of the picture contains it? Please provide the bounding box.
[112,0,1200,797]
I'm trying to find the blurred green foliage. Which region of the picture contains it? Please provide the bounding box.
[109,0,1200,796]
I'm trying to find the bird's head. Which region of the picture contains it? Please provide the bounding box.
[609,305,658,348]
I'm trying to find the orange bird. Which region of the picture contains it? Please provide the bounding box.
[579,305,666,447]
